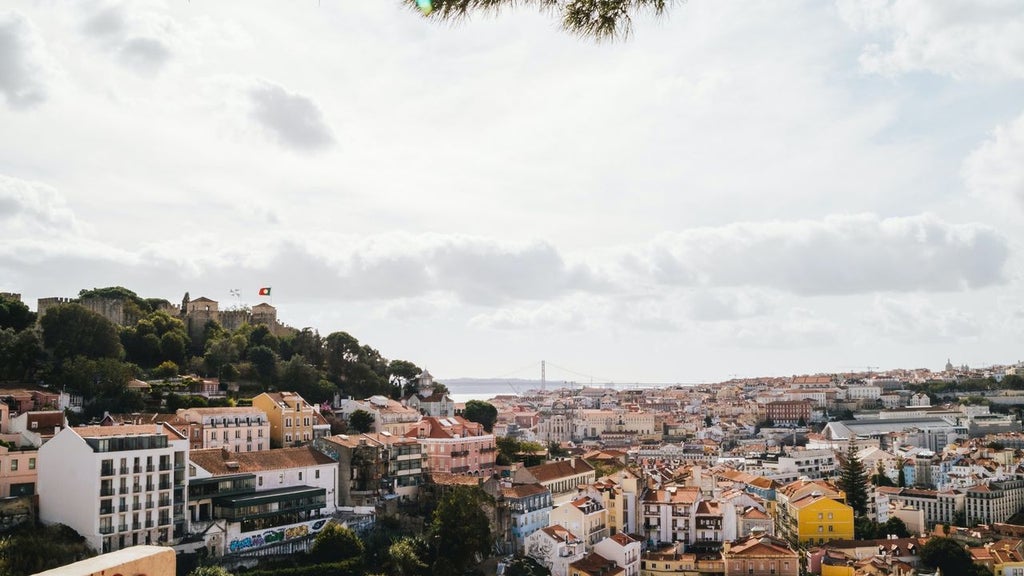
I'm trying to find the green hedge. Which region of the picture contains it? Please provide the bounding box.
[238,559,362,576]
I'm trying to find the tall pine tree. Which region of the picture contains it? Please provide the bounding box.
[841,442,869,517]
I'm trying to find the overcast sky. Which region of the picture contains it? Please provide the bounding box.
[2,1,1023,384]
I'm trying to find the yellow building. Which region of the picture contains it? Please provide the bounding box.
[789,493,854,547]
[252,391,317,448]
[775,479,846,545]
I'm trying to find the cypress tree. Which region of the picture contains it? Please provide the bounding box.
[841,442,869,516]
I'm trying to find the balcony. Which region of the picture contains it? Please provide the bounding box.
[132,522,142,530]
[145,484,155,492]
[146,464,156,473]
[99,506,113,515]
[120,466,130,475]
[159,497,171,507]
[159,516,171,526]
[159,462,172,471]
[450,450,470,457]
[118,524,128,532]
[145,520,155,528]
[146,501,155,509]
[159,482,171,490]
[133,484,143,493]
[133,465,143,474]
[100,488,115,497]
[101,466,115,477]
[120,486,130,495]
[480,446,497,453]
[99,525,115,535]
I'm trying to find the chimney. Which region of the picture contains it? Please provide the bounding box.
[570,456,576,468]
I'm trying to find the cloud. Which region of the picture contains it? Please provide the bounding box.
[718,308,840,349]
[0,12,49,109]
[78,3,174,75]
[867,295,981,341]
[118,37,172,75]
[0,174,80,232]
[686,289,776,322]
[837,0,1024,79]
[248,81,335,151]
[468,299,598,332]
[627,214,1008,295]
[963,111,1024,210]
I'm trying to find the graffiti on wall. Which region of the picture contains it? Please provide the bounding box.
[228,518,329,553]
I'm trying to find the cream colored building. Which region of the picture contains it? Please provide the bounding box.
[178,407,270,453]
[550,495,609,551]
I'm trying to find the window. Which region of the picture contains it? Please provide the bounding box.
[286,418,292,428]
[29,458,35,470]
[315,469,321,479]
[10,460,17,472]
[258,476,263,486]
[299,472,303,481]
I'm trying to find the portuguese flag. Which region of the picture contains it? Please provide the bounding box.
[258,287,271,296]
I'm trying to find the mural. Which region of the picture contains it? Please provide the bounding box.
[228,518,329,553]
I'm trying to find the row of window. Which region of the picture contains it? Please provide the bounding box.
[8,457,35,471]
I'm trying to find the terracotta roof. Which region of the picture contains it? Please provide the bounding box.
[570,553,624,576]
[540,524,580,543]
[74,424,178,439]
[502,483,550,499]
[526,458,595,483]
[406,416,487,440]
[190,446,333,475]
[609,532,638,546]
[725,534,798,558]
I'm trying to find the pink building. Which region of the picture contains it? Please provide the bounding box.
[406,416,496,475]
[0,445,38,497]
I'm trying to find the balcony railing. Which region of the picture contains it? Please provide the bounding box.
[99,506,113,515]
[118,524,128,532]
[159,482,171,490]
[133,484,143,493]
[101,466,115,477]
[451,450,470,457]
[145,484,155,491]
[146,464,156,473]
[133,465,143,474]
[100,488,115,496]
[120,486,130,495]
[145,520,155,528]
[132,522,142,530]
[159,462,172,471]
[99,526,115,535]
[159,516,171,526]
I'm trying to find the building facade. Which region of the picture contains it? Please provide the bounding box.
[38,424,188,553]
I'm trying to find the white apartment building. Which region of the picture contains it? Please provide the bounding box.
[178,407,270,453]
[335,396,421,435]
[187,446,338,556]
[38,424,189,553]
[593,533,641,576]
[526,524,585,576]
[550,496,609,551]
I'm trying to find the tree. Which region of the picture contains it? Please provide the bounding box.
[880,516,910,538]
[505,556,551,576]
[0,328,44,381]
[246,345,278,387]
[463,400,498,432]
[872,461,895,487]
[854,516,877,540]
[349,409,376,433]
[920,537,977,576]
[840,442,869,517]
[388,537,428,576]
[0,295,35,331]
[40,303,123,360]
[188,567,233,576]
[310,522,364,564]
[407,0,679,41]
[152,360,179,379]
[0,523,95,576]
[429,485,492,576]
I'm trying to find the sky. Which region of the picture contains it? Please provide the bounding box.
[1,1,1023,385]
